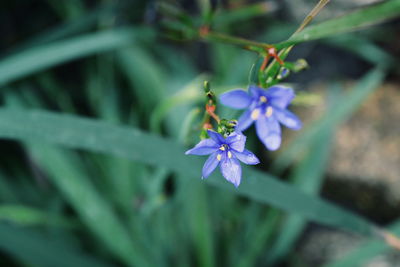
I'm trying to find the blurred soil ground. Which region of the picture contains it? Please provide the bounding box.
[287,82,400,266]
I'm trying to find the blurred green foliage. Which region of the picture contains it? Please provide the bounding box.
[0,0,399,266]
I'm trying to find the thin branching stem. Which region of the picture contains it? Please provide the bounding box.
[200,29,272,53]
[263,0,330,83]
[293,0,330,35]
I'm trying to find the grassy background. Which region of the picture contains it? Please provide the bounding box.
[0,0,399,266]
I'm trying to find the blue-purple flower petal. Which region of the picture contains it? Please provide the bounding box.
[220,90,252,109]
[185,138,218,155]
[274,108,302,130]
[202,152,220,178]
[232,149,260,165]
[207,130,225,144]
[220,157,242,187]
[266,86,295,109]
[249,85,261,98]
[226,132,246,152]
[237,110,254,131]
[256,116,281,151]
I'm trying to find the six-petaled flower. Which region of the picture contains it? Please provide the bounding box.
[220,85,302,150]
[185,130,259,187]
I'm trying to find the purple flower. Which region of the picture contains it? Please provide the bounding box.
[185,130,259,187]
[220,85,302,151]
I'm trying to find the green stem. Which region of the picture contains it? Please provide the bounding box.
[200,1,329,55]
[200,31,271,54]
[263,0,330,82]
[293,0,330,35]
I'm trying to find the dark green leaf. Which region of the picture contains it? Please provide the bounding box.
[0,28,151,86]
[0,108,388,239]
[26,145,150,267]
[276,0,400,49]
[0,223,113,267]
[0,205,74,227]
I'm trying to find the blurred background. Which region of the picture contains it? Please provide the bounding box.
[0,0,399,266]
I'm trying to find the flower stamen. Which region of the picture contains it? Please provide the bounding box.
[251,109,261,120]
[265,106,273,117]
[228,151,232,158]
[217,154,222,161]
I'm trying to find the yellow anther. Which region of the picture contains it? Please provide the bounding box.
[219,146,225,151]
[260,96,267,103]
[228,151,232,158]
[265,106,273,117]
[217,154,222,161]
[251,109,260,120]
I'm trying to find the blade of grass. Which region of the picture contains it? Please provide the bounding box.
[150,74,205,133]
[323,35,397,68]
[0,204,75,228]
[0,28,152,87]
[4,3,117,55]
[213,2,277,26]
[26,145,150,267]
[0,172,18,202]
[0,223,113,267]
[236,208,281,267]
[276,0,400,49]
[116,46,164,115]
[46,0,85,19]
[184,181,215,267]
[266,126,334,265]
[0,107,397,245]
[263,0,329,86]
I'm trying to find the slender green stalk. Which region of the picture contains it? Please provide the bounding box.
[263,0,330,85]
[200,30,271,53]
[200,0,329,60]
[293,0,330,35]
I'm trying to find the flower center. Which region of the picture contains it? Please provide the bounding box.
[259,96,267,103]
[217,144,232,161]
[219,144,229,151]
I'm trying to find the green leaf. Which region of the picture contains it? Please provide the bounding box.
[213,2,276,26]
[26,145,149,267]
[182,182,215,267]
[117,46,165,114]
[7,3,118,54]
[150,75,205,133]
[0,28,151,86]
[266,127,334,265]
[248,56,263,85]
[236,208,280,267]
[324,35,395,67]
[276,0,400,49]
[0,107,391,241]
[0,223,113,267]
[0,173,18,202]
[0,204,74,227]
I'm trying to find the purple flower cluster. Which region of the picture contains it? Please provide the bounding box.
[186,85,301,187]
[185,130,259,187]
[220,85,302,150]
